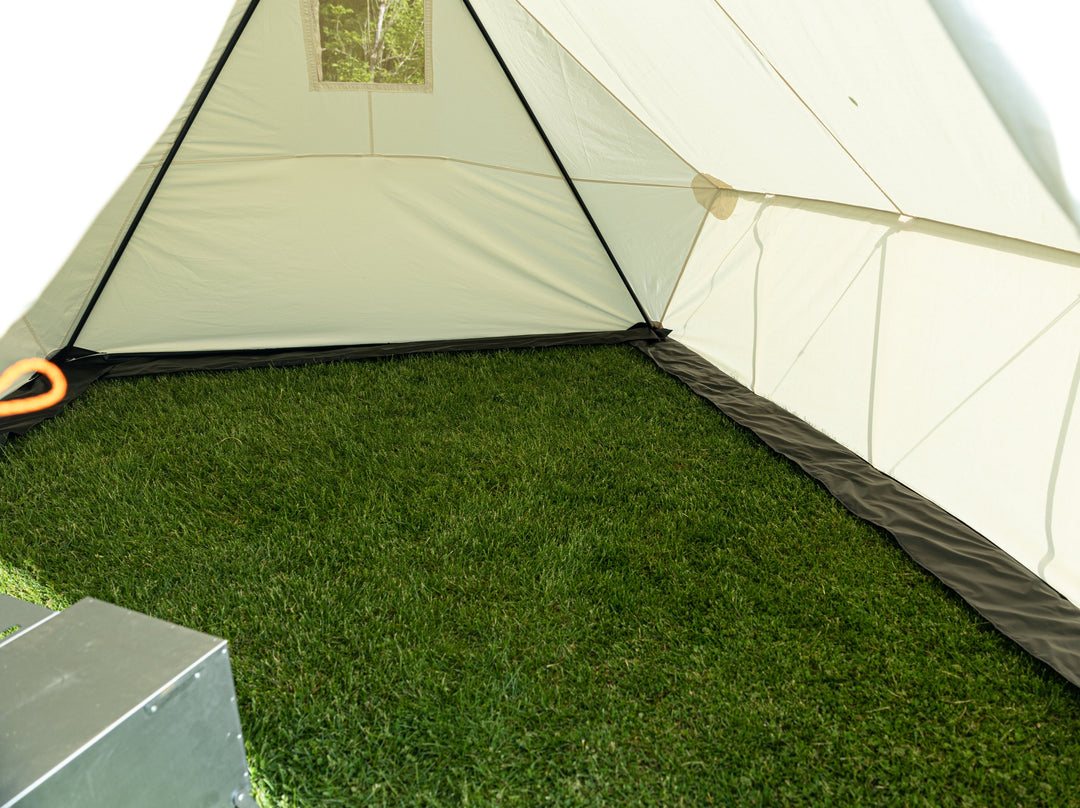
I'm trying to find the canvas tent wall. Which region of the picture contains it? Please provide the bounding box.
[2,0,1080,685]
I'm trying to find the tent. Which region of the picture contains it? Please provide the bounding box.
[2,0,1080,686]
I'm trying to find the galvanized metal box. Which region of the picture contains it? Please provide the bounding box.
[0,597,252,807]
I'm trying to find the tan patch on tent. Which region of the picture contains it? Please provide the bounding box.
[692,174,738,220]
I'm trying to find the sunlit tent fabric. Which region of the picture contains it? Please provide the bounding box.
[2,0,1080,684]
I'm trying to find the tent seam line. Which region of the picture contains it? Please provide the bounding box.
[64,0,265,349]
[509,0,700,179]
[711,0,904,216]
[155,153,694,191]
[887,293,1080,474]
[461,0,659,333]
[661,209,711,323]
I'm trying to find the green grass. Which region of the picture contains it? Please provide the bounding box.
[1,345,1078,806]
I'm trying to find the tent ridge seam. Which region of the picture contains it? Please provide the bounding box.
[509,0,699,179]
[725,190,1080,262]
[660,208,711,323]
[161,152,567,182]
[158,152,694,190]
[711,0,903,216]
[571,177,690,190]
[19,316,47,357]
[462,0,659,334]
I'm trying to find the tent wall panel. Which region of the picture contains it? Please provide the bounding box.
[568,182,706,319]
[867,229,1080,602]
[0,166,156,387]
[872,229,1080,473]
[41,0,651,359]
[658,197,775,387]
[667,194,1080,617]
[1044,382,1080,601]
[715,0,1080,252]
[757,259,884,461]
[76,158,640,354]
[666,198,898,459]
[470,0,701,318]
[881,306,1080,603]
[512,0,896,212]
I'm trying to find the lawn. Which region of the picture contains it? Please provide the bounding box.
[1,345,1078,806]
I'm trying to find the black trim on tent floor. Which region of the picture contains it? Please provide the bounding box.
[0,324,662,444]
[635,337,1080,690]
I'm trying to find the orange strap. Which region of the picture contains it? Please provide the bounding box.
[0,359,68,417]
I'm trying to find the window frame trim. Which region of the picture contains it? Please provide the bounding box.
[301,0,433,93]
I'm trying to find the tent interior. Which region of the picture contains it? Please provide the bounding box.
[3,0,1080,689]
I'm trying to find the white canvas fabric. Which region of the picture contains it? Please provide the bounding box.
[710,0,1080,250]
[472,0,703,318]
[930,0,1080,232]
[64,0,644,354]
[511,0,896,214]
[0,0,241,391]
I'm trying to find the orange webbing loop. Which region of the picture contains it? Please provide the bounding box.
[0,359,68,417]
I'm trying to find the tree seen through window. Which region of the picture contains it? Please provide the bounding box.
[319,0,426,85]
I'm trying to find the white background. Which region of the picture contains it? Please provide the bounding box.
[0,0,235,340]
